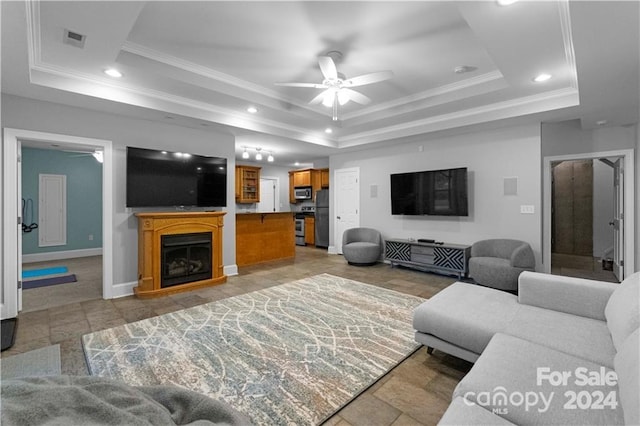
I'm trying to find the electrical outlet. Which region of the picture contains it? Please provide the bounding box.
[88,234,94,241]
[520,205,535,214]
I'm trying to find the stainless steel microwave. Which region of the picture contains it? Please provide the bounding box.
[294,186,312,200]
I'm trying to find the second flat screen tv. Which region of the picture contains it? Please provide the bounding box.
[126,147,227,208]
[390,167,468,216]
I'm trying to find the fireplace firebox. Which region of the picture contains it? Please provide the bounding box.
[161,232,212,288]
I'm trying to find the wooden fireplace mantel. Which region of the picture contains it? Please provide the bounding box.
[135,211,227,298]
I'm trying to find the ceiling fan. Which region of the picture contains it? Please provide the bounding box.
[65,149,104,163]
[276,52,393,121]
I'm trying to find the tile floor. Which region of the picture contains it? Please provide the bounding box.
[3,247,471,425]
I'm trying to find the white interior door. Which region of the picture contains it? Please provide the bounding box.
[38,174,67,247]
[334,167,360,254]
[612,159,624,281]
[257,177,277,212]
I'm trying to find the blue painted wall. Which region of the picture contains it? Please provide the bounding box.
[21,147,102,254]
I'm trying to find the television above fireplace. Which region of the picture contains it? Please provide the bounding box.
[126,146,227,208]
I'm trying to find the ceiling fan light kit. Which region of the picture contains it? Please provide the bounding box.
[276,53,393,121]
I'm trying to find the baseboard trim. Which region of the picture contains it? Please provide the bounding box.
[110,281,137,299]
[224,264,239,276]
[328,246,339,255]
[23,248,103,264]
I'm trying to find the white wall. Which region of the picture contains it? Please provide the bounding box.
[330,124,543,267]
[2,94,236,287]
[593,159,614,258]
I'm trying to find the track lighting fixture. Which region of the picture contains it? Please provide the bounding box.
[240,146,274,162]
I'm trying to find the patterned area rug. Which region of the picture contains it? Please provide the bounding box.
[82,274,424,425]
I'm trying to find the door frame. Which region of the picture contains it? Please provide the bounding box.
[542,149,634,278]
[2,128,114,319]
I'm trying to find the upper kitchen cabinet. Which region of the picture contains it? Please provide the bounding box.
[293,169,311,187]
[320,168,329,188]
[289,168,327,203]
[236,165,261,203]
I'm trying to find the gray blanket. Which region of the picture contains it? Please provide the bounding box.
[1,375,252,426]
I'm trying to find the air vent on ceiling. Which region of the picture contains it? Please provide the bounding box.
[63,29,86,48]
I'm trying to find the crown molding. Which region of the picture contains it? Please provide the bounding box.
[341,70,504,121]
[25,0,42,71]
[336,87,579,147]
[558,0,579,91]
[28,60,338,147]
[121,41,322,116]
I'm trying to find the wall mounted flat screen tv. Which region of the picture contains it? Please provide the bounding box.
[390,167,468,216]
[126,147,227,208]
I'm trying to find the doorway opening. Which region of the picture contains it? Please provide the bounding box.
[543,149,634,282]
[20,144,105,312]
[257,177,279,212]
[2,129,113,320]
[550,158,619,282]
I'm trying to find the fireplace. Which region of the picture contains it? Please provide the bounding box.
[135,212,226,298]
[161,232,212,287]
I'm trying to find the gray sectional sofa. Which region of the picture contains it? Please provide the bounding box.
[413,271,639,425]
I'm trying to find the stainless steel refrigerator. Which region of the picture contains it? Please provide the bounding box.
[315,189,329,248]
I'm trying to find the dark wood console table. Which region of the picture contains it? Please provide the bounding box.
[385,239,471,279]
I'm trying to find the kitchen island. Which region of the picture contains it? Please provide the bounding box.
[236,212,295,267]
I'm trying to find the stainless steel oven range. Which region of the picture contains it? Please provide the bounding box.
[294,215,305,246]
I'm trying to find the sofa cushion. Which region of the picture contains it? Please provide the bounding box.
[438,396,516,425]
[614,328,639,426]
[604,272,640,350]
[505,304,616,368]
[413,282,519,355]
[454,333,624,425]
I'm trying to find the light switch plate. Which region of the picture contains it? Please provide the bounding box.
[520,205,535,214]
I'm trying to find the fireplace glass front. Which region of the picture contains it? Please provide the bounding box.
[161,232,212,288]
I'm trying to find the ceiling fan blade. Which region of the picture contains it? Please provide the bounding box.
[275,82,326,89]
[341,88,371,105]
[344,70,393,87]
[318,56,338,80]
[309,89,331,105]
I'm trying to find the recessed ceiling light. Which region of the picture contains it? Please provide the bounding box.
[104,68,123,78]
[497,0,519,5]
[247,106,258,114]
[325,128,333,134]
[533,73,552,83]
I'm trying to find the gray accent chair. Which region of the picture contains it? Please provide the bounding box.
[468,239,535,292]
[342,228,382,266]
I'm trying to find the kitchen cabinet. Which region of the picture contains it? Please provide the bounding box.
[320,168,329,188]
[236,212,295,266]
[304,216,315,245]
[289,168,323,203]
[289,172,296,204]
[236,165,261,203]
[293,169,311,187]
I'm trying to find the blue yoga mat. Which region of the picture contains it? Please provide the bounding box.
[23,274,77,290]
[22,266,68,279]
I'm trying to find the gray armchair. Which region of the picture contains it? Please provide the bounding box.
[468,239,535,292]
[342,228,382,266]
